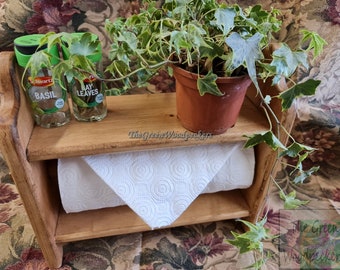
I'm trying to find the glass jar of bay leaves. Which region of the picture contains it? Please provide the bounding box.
[67,33,107,122]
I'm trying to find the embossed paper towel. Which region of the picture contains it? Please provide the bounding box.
[58,142,254,229]
[58,142,254,214]
[58,157,126,213]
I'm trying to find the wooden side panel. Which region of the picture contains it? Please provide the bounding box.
[0,52,63,269]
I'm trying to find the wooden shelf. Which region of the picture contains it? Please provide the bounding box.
[55,190,249,243]
[27,92,268,161]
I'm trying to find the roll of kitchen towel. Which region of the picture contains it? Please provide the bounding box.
[58,142,254,229]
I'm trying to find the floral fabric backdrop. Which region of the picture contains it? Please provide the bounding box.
[0,0,339,269]
[0,0,140,51]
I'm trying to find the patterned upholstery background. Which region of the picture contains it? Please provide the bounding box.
[0,0,339,269]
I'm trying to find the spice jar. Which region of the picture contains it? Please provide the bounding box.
[66,33,107,122]
[14,34,71,128]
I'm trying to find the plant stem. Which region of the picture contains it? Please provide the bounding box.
[104,60,177,82]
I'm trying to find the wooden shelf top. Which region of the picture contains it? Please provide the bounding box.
[27,92,268,161]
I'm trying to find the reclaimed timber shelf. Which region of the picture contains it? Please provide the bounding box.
[0,51,295,269]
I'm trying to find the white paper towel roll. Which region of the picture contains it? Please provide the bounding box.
[58,142,254,229]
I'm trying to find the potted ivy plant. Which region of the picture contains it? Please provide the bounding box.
[103,0,326,135]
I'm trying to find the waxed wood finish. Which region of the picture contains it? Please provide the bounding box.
[0,51,293,269]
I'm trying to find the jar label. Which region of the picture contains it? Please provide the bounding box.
[34,91,57,100]
[74,76,103,108]
[55,98,65,109]
[83,74,96,83]
[27,81,67,114]
[28,76,54,87]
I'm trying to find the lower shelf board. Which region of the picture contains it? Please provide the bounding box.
[55,189,250,244]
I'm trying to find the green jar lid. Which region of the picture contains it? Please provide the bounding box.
[62,32,102,63]
[14,34,60,67]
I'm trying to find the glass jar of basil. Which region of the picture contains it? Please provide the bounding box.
[14,34,71,128]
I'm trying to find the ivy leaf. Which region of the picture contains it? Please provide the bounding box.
[199,41,225,60]
[293,166,319,184]
[272,44,309,73]
[105,60,130,78]
[300,29,327,59]
[118,30,139,52]
[40,32,65,52]
[279,79,321,110]
[228,232,254,254]
[225,32,263,90]
[69,32,101,57]
[26,50,52,79]
[244,131,287,150]
[256,61,277,81]
[71,54,95,70]
[170,30,191,55]
[197,70,223,96]
[108,42,132,66]
[170,24,210,59]
[296,152,309,170]
[270,44,308,84]
[228,218,273,254]
[279,190,309,209]
[280,142,315,158]
[213,7,236,35]
[187,22,209,48]
[52,61,74,87]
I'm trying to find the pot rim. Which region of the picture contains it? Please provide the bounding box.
[171,64,250,82]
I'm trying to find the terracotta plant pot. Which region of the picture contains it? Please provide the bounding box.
[173,66,252,135]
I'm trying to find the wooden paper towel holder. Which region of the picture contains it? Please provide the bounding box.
[0,51,295,269]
